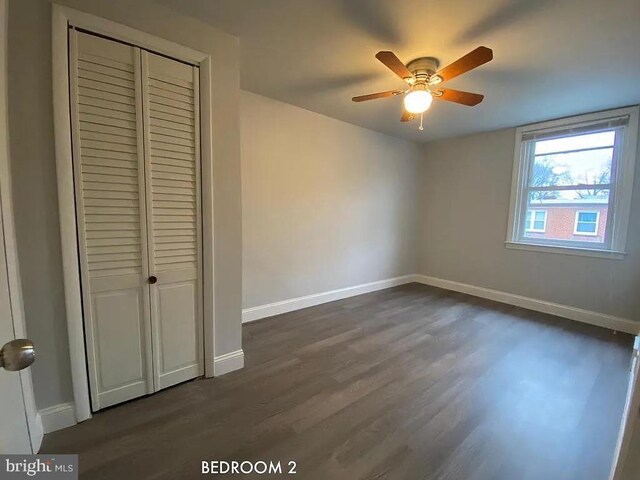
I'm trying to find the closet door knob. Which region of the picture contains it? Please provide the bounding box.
[149,276,158,284]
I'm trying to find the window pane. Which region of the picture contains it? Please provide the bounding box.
[530,148,613,188]
[524,210,546,231]
[576,222,597,233]
[534,131,615,155]
[523,190,608,244]
[578,212,597,223]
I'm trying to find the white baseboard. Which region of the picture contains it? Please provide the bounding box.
[214,349,245,376]
[240,273,638,335]
[39,403,77,434]
[242,275,417,323]
[415,275,640,335]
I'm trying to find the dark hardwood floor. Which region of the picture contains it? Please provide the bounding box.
[42,283,634,479]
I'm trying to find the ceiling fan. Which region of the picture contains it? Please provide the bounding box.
[352,47,493,130]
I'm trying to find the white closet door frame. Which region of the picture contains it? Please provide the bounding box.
[52,5,216,423]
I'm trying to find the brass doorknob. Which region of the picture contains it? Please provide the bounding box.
[0,338,35,371]
[149,276,158,284]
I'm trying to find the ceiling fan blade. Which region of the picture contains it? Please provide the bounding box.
[434,46,493,83]
[436,88,484,106]
[401,110,415,122]
[375,51,415,84]
[352,89,404,102]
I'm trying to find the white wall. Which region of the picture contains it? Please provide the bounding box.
[241,91,423,309]
[8,0,72,410]
[8,0,243,410]
[419,127,640,322]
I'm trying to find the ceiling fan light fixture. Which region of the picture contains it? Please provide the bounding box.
[353,47,493,127]
[404,89,433,114]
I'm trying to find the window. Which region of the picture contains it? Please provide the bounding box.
[507,107,638,258]
[574,211,599,235]
[525,210,547,232]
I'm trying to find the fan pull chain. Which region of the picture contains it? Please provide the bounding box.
[419,112,424,131]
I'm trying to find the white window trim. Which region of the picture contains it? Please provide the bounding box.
[506,106,639,259]
[504,241,626,259]
[525,209,547,233]
[573,210,600,236]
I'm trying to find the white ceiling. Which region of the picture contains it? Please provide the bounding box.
[155,0,640,143]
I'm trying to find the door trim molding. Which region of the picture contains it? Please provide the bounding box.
[52,4,216,423]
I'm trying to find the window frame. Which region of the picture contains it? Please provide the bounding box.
[573,210,600,236]
[506,106,639,259]
[524,209,547,233]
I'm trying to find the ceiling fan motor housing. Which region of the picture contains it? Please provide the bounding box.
[406,56,440,84]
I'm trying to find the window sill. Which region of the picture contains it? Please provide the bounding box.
[504,241,626,259]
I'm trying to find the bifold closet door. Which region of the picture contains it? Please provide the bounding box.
[70,31,203,410]
[141,51,204,390]
[70,30,154,409]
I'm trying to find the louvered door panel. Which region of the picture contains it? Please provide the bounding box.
[70,31,154,410]
[142,51,203,390]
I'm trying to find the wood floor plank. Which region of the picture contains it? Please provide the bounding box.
[41,283,634,479]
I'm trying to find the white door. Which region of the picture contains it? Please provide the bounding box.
[70,30,203,410]
[70,30,154,409]
[141,51,203,390]
[0,0,35,454]
[610,338,640,480]
[0,198,32,453]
